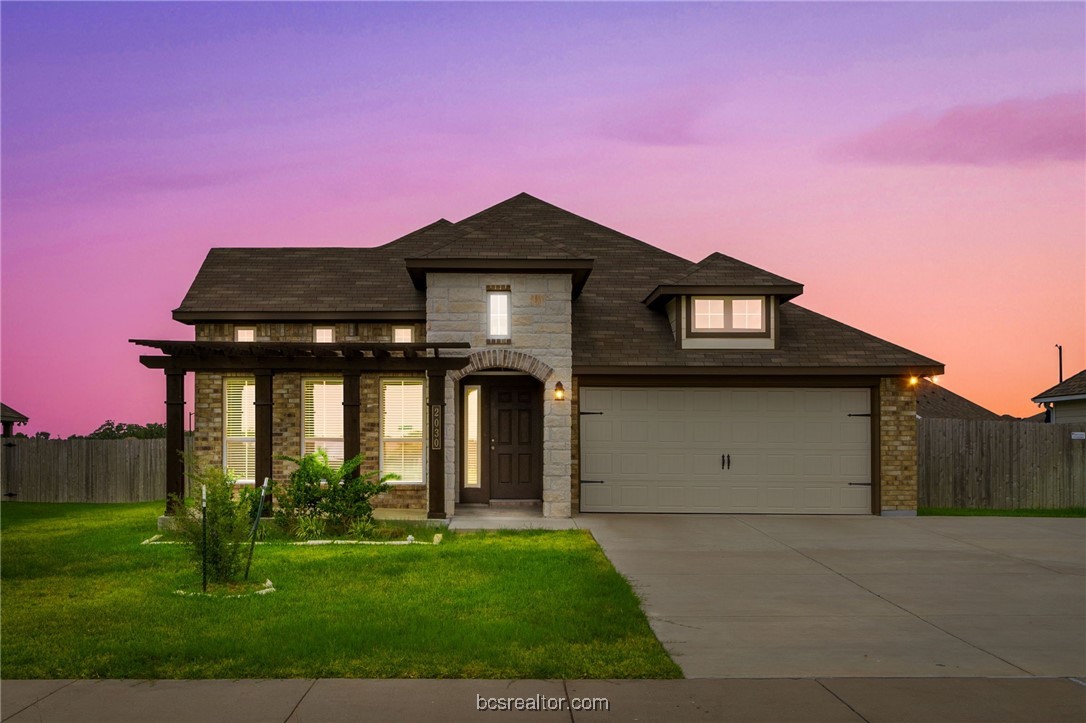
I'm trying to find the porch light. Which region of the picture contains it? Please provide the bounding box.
[908,376,919,386]
[554,382,565,401]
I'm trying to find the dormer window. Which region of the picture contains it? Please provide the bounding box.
[689,296,765,334]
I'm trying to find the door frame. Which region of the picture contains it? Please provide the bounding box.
[459,373,543,504]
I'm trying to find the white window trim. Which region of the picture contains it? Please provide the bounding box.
[235,327,256,342]
[379,378,426,486]
[314,326,336,343]
[690,296,767,333]
[223,376,256,485]
[486,290,512,340]
[392,326,414,343]
[301,377,345,465]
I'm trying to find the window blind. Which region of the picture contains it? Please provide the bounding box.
[304,379,344,465]
[381,380,424,484]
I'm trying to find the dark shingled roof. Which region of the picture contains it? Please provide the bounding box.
[1032,369,1086,402]
[915,380,1002,420]
[668,252,801,288]
[175,193,943,373]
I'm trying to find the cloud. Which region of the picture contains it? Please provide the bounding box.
[597,87,722,147]
[832,92,1085,166]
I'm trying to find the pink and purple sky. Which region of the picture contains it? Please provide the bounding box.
[2,2,1084,437]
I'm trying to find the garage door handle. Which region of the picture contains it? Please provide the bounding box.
[580,479,606,484]
[848,482,872,486]
[722,454,730,470]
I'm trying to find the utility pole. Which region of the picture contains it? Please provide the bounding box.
[1055,344,1063,383]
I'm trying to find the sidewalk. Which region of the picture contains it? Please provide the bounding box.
[3,677,1085,722]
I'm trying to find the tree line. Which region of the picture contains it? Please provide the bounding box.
[13,420,167,441]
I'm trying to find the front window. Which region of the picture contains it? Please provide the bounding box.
[690,296,766,333]
[393,326,413,343]
[224,377,256,483]
[487,291,511,339]
[381,379,424,484]
[235,327,255,342]
[303,379,344,465]
[314,326,335,343]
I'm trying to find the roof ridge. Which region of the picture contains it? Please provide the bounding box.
[667,251,801,287]
[417,212,589,260]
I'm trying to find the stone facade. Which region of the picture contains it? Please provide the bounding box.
[879,377,919,513]
[193,322,427,511]
[426,273,574,518]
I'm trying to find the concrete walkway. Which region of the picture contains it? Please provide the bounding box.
[575,514,1086,679]
[3,677,1084,722]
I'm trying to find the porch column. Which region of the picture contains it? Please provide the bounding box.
[254,370,273,492]
[427,370,446,519]
[342,370,361,476]
[165,370,186,515]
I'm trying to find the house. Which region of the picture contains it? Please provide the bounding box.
[1031,369,1086,424]
[1,403,29,438]
[134,193,943,519]
[915,380,1002,420]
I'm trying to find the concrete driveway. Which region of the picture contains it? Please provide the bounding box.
[575,514,1086,679]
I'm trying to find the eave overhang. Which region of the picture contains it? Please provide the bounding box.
[643,283,804,310]
[171,310,425,324]
[404,258,594,298]
[1031,393,1086,404]
[573,363,945,377]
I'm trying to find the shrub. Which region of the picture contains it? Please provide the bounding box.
[171,457,255,583]
[274,450,395,537]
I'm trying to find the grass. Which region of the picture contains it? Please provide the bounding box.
[0,502,680,680]
[919,507,1086,517]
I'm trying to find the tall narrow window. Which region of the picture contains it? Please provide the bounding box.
[463,385,481,488]
[303,379,344,465]
[314,327,335,343]
[393,326,413,343]
[487,291,511,339]
[235,327,255,342]
[224,377,256,483]
[381,379,424,484]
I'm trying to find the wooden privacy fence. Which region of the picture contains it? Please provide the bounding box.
[0,436,192,503]
[919,419,1086,509]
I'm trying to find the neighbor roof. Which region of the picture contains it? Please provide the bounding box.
[915,380,1002,420]
[1,403,29,425]
[1032,369,1086,403]
[175,193,943,374]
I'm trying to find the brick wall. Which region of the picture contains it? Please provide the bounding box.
[193,322,427,510]
[879,377,918,512]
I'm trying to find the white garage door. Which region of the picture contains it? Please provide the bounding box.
[579,387,872,514]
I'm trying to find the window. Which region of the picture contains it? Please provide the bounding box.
[381,379,424,484]
[303,379,344,465]
[224,377,256,483]
[463,385,481,488]
[487,291,511,339]
[732,299,763,330]
[689,296,766,333]
[314,327,335,343]
[235,327,255,342]
[692,299,726,330]
[393,326,413,343]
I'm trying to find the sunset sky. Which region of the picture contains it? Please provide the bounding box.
[2,2,1083,437]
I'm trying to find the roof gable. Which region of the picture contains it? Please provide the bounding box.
[1032,369,1086,402]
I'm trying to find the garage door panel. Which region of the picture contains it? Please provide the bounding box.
[579,386,872,514]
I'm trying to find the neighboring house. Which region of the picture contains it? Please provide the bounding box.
[1,403,29,438]
[1031,369,1086,424]
[134,193,942,519]
[914,380,1002,420]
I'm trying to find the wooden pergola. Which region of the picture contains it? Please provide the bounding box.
[131,340,471,519]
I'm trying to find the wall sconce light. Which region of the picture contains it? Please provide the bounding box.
[554,382,565,401]
[908,376,919,386]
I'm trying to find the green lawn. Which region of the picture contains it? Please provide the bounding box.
[0,502,680,679]
[918,507,1086,517]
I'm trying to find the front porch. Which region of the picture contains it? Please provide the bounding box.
[448,502,577,530]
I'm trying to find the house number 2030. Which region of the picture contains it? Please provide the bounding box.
[431,406,442,450]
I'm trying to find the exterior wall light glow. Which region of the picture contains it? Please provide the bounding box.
[554,382,565,401]
[908,376,919,386]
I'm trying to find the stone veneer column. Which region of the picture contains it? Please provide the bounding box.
[879,377,918,514]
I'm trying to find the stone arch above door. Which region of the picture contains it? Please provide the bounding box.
[449,349,554,383]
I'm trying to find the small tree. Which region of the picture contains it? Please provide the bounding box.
[171,456,256,584]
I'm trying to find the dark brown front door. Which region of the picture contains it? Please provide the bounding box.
[460,376,542,503]
[489,382,542,499]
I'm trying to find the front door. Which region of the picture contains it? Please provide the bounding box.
[460,376,542,503]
